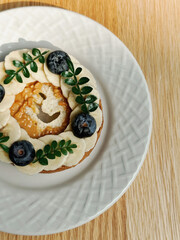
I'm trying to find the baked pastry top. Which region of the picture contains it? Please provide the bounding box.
[0,48,103,175]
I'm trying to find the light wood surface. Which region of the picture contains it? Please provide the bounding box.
[0,0,179,239]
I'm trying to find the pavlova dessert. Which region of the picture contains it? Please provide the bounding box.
[0,48,103,174]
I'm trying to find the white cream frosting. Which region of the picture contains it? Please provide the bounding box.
[26,48,49,83]
[0,62,26,95]
[0,117,21,163]
[0,110,10,129]
[0,94,15,113]
[0,48,103,174]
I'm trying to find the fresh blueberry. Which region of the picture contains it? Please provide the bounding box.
[9,140,35,166]
[0,84,5,103]
[47,50,70,74]
[72,113,96,138]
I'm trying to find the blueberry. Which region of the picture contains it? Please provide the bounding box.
[0,84,5,103]
[72,113,96,138]
[47,50,70,74]
[9,140,35,166]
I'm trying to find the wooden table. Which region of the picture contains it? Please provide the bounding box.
[0,0,179,239]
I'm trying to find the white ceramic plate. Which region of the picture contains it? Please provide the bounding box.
[0,6,152,235]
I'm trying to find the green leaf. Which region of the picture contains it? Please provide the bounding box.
[16,73,23,83]
[0,133,3,138]
[42,51,49,55]
[30,61,38,72]
[75,95,85,104]
[32,48,41,56]
[69,144,77,148]
[64,78,76,86]
[47,153,56,159]
[88,103,99,112]
[81,104,88,113]
[61,148,67,155]
[39,158,48,165]
[39,56,45,63]
[72,86,80,95]
[0,144,9,153]
[44,144,51,153]
[23,53,32,61]
[78,77,89,85]
[5,70,16,75]
[75,67,82,75]
[4,74,15,84]
[59,139,65,148]
[13,60,24,67]
[74,75,78,83]
[81,86,93,95]
[32,159,38,163]
[67,147,73,154]
[66,58,74,73]
[65,140,71,147]
[61,71,73,78]
[36,149,43,158]
[85,95,97,103]
[0,136,9,143]
[22,67,30,78]
[54,150,61,157]
[51,140,57,149]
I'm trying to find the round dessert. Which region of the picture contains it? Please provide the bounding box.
[0,48,103,175]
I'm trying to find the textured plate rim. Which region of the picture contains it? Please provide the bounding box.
[0,6,152,235]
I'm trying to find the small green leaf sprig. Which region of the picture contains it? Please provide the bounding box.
[4,48,49,84]
[32,139,77,165]
[0,133,9,153]
[61,59,99,113]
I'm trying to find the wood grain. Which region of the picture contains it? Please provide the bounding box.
[0,0,179,239]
